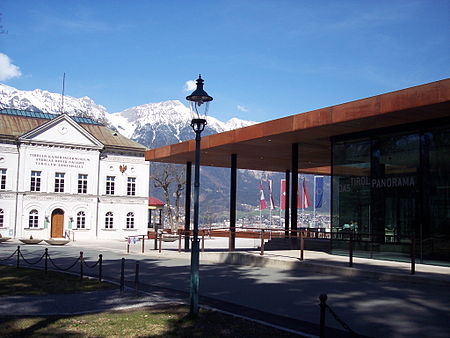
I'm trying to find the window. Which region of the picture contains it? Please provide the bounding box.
[29,209,39,228]
[106,176,115,195]
[0,168,6,190]
[78,174,88,194]
[30,171,41,192]
[0,209,4,228]
[76,211,86,229]
[127,177,136,196]
[105,211,113,229]
[54,172,65,192]
[126,212,135,229]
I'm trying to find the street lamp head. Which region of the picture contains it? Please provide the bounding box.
[186,75,213,121]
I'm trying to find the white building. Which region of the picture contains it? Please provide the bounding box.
[0,109,149,240]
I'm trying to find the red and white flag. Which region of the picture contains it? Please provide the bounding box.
[267,179,275,210]
[301,178,310,208]
[259,180,267,210]
[280,179,286,210]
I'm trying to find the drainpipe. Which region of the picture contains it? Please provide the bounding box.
[13,140,21,238]
[96,150,106,239]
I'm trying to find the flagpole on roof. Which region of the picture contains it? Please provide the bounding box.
[61,72,65,114]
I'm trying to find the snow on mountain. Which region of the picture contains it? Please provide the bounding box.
[0,84,256,147]
[0,84,110,125]
[109,100,255,147]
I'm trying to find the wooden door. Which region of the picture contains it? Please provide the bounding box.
[51,209,64,238]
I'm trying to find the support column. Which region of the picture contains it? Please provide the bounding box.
[184,161,192,251]
[229,154,237,251]
[284,170,290,238]
[291,144,299,238]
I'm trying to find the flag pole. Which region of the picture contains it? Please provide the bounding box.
[313,176,316,228]
[301,176,304,227]
[279,179,282,228]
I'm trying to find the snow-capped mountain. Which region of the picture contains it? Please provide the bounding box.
[0,84,111,125]
[0,84,255,149]
[109,100,255,149]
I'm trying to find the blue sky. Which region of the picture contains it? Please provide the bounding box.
[1,0,449,122]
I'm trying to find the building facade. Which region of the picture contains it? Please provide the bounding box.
[331,117,450,264]
[0,109,149,240]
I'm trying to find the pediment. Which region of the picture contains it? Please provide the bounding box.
[19,114,104,149]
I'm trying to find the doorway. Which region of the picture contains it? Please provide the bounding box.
[51,209,64,238]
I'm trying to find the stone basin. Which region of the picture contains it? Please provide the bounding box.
[44,239,70,246]
[19,238,43,244]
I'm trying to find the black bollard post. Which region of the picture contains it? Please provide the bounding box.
[319,294,327,338]
[411,236,416,275]
[135,261,140,294]
[300,231,305,261]
[349,232,353,267]
[80,251,84,281]
[16,246,20,268]
[44,248,48,274]
[120,258,125,293]
[260,230,265,256]
[98,254,103,282]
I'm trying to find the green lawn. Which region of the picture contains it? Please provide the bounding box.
[0,265,301,337]
[0,264,116,296]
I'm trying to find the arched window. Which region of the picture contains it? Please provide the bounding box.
[126,212,134,229]
[0,209,4,228]
[105,212,113,229]
[77,211,86,229]
[29,209,39,228]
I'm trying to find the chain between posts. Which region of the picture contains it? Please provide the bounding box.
[319,294,359,337]
[0,247,136,291]
[0,246,19,262]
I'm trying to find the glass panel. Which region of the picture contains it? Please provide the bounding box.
[426,128,450,263]
[372,133,419,261]
[332,139,371,254]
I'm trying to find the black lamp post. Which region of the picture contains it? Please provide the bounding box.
[186,75,213,316]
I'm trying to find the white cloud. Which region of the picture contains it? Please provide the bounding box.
[0,53,21,81]
[237,105,248,112]
[184,80,196,92]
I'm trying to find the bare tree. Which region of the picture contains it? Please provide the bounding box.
[151,163,185,232]
[173,167,185,229]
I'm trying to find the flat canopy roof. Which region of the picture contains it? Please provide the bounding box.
[145,79,450,174]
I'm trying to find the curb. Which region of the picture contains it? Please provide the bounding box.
[198,251,450,287]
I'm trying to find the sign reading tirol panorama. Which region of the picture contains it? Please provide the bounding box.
[29,153,91,169]
[339,176,416,192]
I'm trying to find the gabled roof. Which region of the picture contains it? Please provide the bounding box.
[0,109,147,152]
[19,114,104,149]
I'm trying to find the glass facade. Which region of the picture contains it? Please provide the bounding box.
[332,120,450,265]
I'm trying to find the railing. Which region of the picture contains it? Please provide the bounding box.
[126,235,147,254]
[133,226,330,260]
[128,227,418,274]
[332,231,418,274]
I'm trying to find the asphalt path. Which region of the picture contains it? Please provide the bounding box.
[1,240,449,338]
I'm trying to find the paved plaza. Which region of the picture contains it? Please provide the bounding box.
[1,237,449,337]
